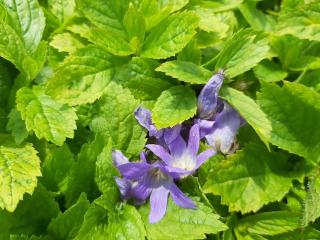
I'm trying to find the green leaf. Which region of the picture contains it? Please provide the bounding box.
[253,59,288,82]
[257,81,320,164]
[0,184,59,238]
[271,35,320,71]
[276,2,320,42]
[47,193,90,240]
[41,144,75,193]
[6,108,29,145]
[236,211,300,236]
[140,12,199,59]
[65,134,106,206]
[152,86,197,128]
[156,60,212,84]
[49,32,86,54]
[95,139,119,210]
[203,143,295,213]
[90,83,146,158]
[0,62,12,108]
[123,3,145,51]
[268,227,320,240]
[46,46,123,106]
[16,86,77,146]
[215,29,270,78]
[1,0,45,52]
[302,174,320,226]
[107,204,146,240]
[47,0,75,24]
[219,86,272,147]
[139,198,227,240]
[0,143,41,212]
[74,204,108,240]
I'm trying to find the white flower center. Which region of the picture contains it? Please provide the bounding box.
[171,151,196,171]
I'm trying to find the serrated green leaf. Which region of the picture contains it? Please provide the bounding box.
[41,144,75,193]
[236,211,300,236]
[276,2,320,42]
[1,0,45,53]
[156,60,212,84]
[253,59,288,82]
[48,193,90,240]
[74,204,108,240]
[215,29,270,78]
[0,144,41,212]
[0,184,59,238]
[49,32,86,54]
[90,83,146,157]
[302,174,320,226]
[268,227,320,240]
[139,198,227,240]
[6,108,28,145]
[257,81,320,164]
[46,46,124,106]
[152,86,197,128]
[107,204,146,240]
[140,12,199,59]
[16,86,77,146]
[203,143,295,213]
[47,0,75,24]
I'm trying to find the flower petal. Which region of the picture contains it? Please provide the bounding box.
[188,124,200,157]
[132,174,152,201]
[197,71,224,119]
[134,107,153,131]
[114,177,132,199]
[112,150,129,167]
[195,149,216,169]
[167,135,187,158]
[149,186,169,224]
[163,124,182,145]
[169,183,196,209]
[117,162,151,180]
[146,144,171,165]
[195,119,215,139]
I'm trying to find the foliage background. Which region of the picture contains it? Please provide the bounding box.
[0,0,319,239]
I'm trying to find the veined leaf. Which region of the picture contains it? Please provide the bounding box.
[203,143,295,213]
[215,29,270,78]
[152,86,197,128]
[16,86,77,146]
[253,59,288,82]
[140,198,227,240]
[140,12,199,59]
[47,0,75,24]
[156,60,212,84]
[49,32,86,54]
[0,144,41,212]
[6,108,29,144]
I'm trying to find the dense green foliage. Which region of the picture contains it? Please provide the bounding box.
[0,0,319,239]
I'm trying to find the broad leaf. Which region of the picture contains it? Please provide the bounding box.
[302,174,320,226]
[253,59,288,82]
[6,108,28,144]
[140,12,199,59]
[16,86,77,146]
[156,60,212,84]
[139,198,227,240]
[203,143,295,213]
[152,86,197,128]
[0,144,41,212]
[215,29,270,78]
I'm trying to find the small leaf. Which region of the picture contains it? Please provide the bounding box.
[152,86,197,128]
[253,59,288,82]
[139,198,227,240]
[16,86,77,146]
[156,60,212,84]
[0,144,41,212]
[6,108,29,145]
[203,143,296,213]
[215,29,270,78]
[140,12,199,59]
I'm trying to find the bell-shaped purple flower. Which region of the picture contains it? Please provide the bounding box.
[197,70,224,119]
[146,124,216,179]
[113,150,196,223]
[203,103,244,154]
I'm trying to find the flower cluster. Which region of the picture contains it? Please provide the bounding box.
[113,71,244,223]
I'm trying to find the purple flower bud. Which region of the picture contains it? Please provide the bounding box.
[197,71,224,119]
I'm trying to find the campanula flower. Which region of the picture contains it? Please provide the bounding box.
[146,124,216,179]
[113,150,196,223]
[197,70,224,119]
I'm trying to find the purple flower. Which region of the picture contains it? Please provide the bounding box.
[146,124,216,179]
[199,102,244,154]
[113,150,196,223]
[134,106,181,146]
[197,70,224,119]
